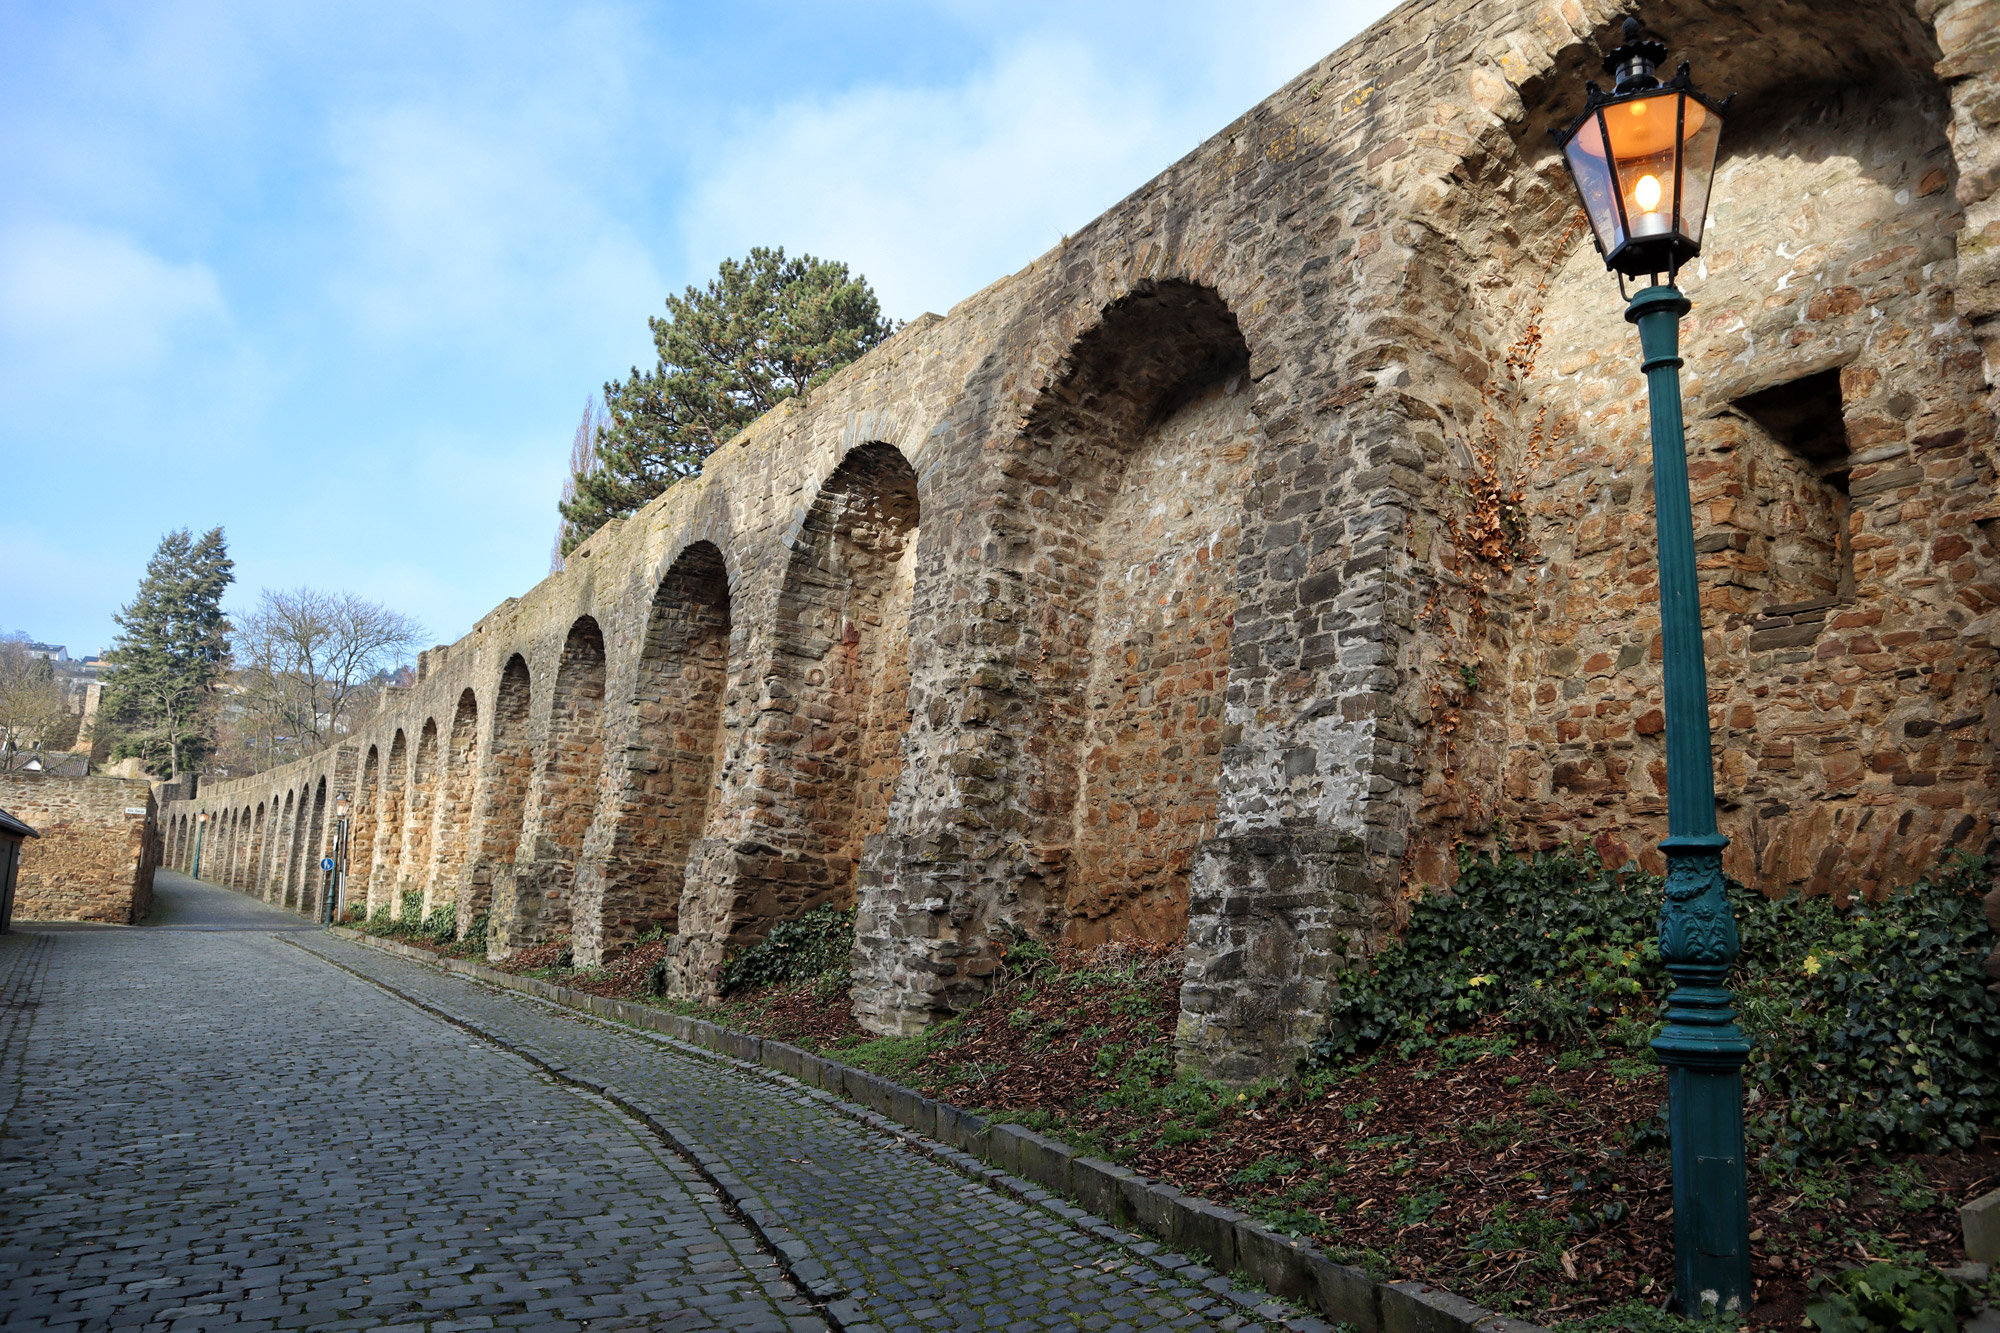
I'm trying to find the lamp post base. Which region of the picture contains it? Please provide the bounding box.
[1654,837,1754,1317]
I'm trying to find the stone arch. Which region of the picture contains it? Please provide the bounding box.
[286,785,312,909]
[674,446,919,993]
[574,542,734,964]
[299,779,327,918]
[497,618,605,952]
[427,689,479,917]
[236,808,253,890]
[222,811,240,888]
[227,808,244,889]
[351,745,381,911]
[369,730,408,915]
[248,803,266,898]
[270,792,295,901]
[260,794,284,901]
[1015,281,1253,945]
[400,720,441,918]
[464,655,532,936]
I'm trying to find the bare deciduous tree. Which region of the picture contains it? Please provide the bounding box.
[233,590,424,770]
[0,636,75,752]
[552,395,606,572]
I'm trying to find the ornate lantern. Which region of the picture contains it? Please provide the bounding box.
[1553,18,1731,281]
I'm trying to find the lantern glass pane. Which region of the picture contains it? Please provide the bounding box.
[1603,90,1683,247]
[1563,111,1625,255]
[1676,97,1722,248]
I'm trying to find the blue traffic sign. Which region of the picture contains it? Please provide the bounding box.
[320,857,335,871]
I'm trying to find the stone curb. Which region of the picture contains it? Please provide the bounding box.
[327,926,1548,1333]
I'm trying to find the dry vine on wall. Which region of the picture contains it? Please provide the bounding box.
[1410,211,1589,862]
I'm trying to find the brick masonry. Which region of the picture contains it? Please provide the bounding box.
[163,0,2000,1078]
[2,771,157,924]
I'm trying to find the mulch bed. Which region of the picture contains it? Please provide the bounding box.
[360,926,2000,1327]
[880,948,1999,1327]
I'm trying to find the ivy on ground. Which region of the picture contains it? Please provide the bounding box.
[1307,846,2000,1161]
[712,904,854,997]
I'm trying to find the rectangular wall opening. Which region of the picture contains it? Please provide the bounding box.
[1734,368,1853,609]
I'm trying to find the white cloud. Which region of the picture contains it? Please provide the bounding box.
[680,37,1175,320]
[676,3,1392,321]
[316,11,668,374]
[0,222,228,383]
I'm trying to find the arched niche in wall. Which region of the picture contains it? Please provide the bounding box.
[299,778,327,917]
[1013,279,1256,946]
[765,443,921,920]
[502,618,607,950]
[223,811,241,888]
[236,809,252,890]
[351,744,380,911]
[287,786,311,909]
[543,618,608,858]
[590,543,734,952]
[372,729,408,913]
[428,689,479,918]
[271,791,295,901]
[401,719,440,917]
[249,803,266,895]
[465,655,532,928]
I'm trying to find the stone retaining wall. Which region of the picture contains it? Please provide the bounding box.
[165,0,2000,1079]
[2,772,157,924]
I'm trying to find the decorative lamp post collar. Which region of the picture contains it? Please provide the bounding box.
[1550,16,1751,1319]
[1605,17,1668,92]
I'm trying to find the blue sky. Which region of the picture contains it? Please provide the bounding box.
[2,0,1397,660]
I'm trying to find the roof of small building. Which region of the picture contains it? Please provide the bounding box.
[0,807,39,839]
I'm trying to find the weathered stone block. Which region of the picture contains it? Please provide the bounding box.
[1966,1187,2000,1263]
[1168,1194,1241,1272]
[1070,1156,1137,1225]
[1008,1128,1073,1195]
[1307,1255,1384,1333]
[1233,1222,1315,1301]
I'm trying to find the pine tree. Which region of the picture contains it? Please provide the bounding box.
[99,527,236,779]
[561,247,895,552]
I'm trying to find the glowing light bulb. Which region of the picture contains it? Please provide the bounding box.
[1634,174,1663,211]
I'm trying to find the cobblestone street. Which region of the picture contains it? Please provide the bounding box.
[0,873,1312,1332]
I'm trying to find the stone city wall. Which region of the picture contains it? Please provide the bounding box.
[3,771,157,924]
[164,0,2000,1079]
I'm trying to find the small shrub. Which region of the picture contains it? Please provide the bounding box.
[1395,1187,1447,1225]
[1805,1261,1972,1333]
[415,902,456,946]
[1733,854,2000,1158]
[717,905,854,996]
[1305,846,1999,1160]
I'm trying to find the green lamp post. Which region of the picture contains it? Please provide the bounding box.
[1552,18,1750,1318]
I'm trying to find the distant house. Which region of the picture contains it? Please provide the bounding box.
[22,642,68,663]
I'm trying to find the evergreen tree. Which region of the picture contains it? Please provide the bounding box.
[561,247,895,552]
[99,527,235,778]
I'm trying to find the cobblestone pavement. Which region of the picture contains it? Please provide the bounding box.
[1,873,1318,1332]
[0,872,823,1333]
[291,935,1317,1333]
